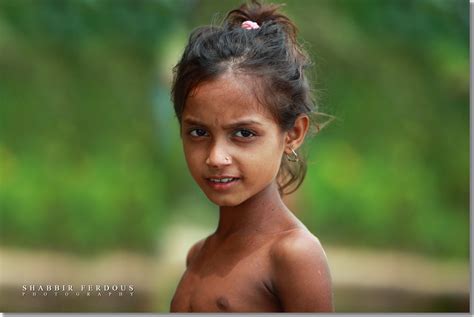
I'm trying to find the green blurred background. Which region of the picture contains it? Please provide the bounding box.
[0,0,469,313]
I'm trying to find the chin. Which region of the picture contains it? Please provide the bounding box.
[205,192,247,207]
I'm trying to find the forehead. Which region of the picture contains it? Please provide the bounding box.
[183,73,274,123]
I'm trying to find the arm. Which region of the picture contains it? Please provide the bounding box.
[271,231,334,312]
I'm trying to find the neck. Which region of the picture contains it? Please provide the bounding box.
[214,182,295,238]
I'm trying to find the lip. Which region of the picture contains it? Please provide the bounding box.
[205,176,240,191]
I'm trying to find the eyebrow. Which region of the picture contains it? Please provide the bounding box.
[182,118,263,129]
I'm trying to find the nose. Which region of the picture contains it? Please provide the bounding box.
[206,142,232,168]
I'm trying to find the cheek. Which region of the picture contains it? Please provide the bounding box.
[182,142,204,174]
[243,140,283,178]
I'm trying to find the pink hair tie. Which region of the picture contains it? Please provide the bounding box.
[241,20,260,30]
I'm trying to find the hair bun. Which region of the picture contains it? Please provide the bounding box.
[226,1,298,42]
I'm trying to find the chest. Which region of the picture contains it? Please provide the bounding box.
[170,244,280,312]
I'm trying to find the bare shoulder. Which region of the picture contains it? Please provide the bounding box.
[186,238,206,268]
[271,228,328,264]
[269,228,333,312]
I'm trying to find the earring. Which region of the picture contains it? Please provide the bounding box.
[286,148,299,162]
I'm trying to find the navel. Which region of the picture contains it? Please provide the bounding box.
[216,296,230,311]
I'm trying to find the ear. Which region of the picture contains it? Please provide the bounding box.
[284,115,310,154]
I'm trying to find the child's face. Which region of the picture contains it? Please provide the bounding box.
[181,73,286,207]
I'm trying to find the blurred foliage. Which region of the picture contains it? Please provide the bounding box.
[0,0,469,259]
[0,0,192,254]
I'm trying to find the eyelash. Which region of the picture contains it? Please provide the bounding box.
[233,129,256,138]
[188,128,257,140]
[189,128,208,137]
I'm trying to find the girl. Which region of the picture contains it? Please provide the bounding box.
[169,0,333,312]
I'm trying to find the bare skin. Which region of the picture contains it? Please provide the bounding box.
[170,73,333,312]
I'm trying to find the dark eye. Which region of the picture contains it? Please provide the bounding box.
[234,129,255,138]
[190,128,208,137]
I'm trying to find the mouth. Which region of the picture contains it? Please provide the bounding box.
[205,176,241,191]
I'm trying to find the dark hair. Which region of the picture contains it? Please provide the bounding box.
[172,1,323,196]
